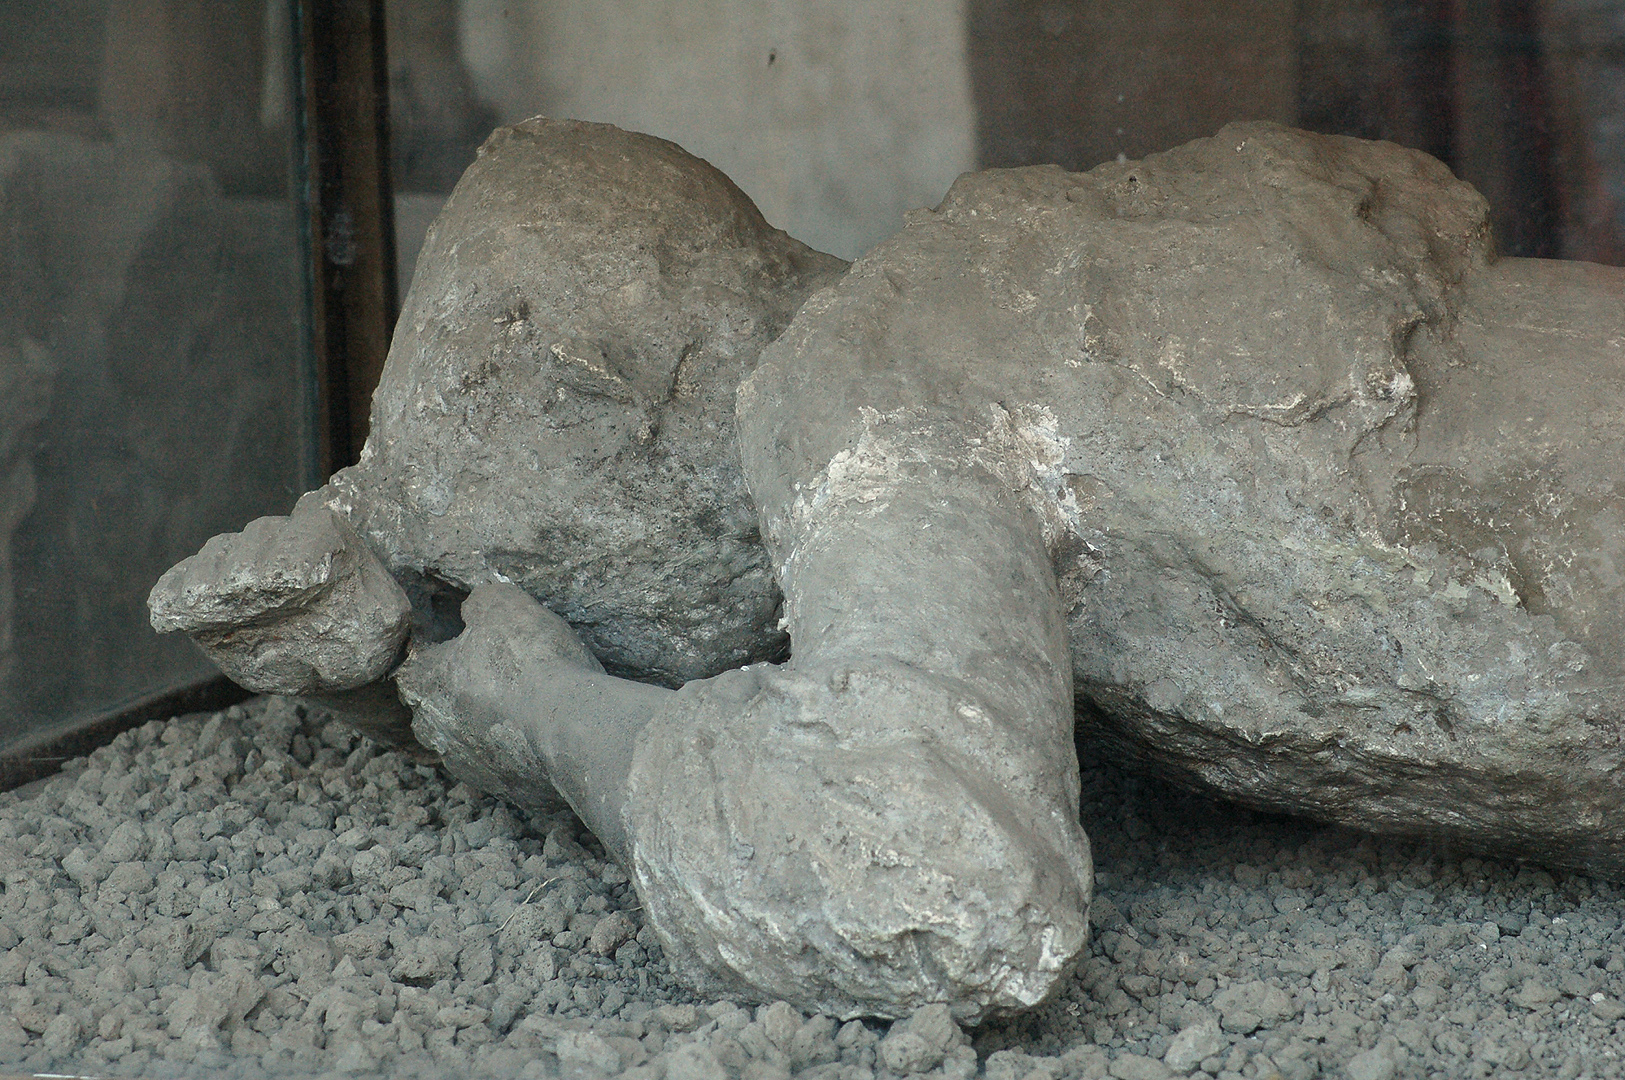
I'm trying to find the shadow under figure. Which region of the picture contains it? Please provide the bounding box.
[150,118,1625,1022]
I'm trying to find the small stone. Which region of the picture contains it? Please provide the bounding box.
[655,1004,701,1032]
[0,950,26,988]
[1382,1025,1423,1062]
[1273,894,1306,914]
[1481,1038,1532,1070]
[1164,1019,1227,1073]
[349,845,396,883]
[390,937,457,983]
[984,1049,1034,1080]
[61,846,107,887]
[331,927,388,960]
[1110,1053,1173,1080]
[1061,1044,1110,1080]
[1212,981,1292,1033]
[759,1001,802,1051]
[458,939,495,985]
[333,1039,377,1074]
[435,1004,490,1029]
[1369,959,1411,991]
[942,1047,979,1080]
[1345,1037,1401,1080]
[105,860,155,895]
[1591,996,1625,1022]
[879,1030,941,1075]
[587,911,636,957]
[1557,969,1598,998]
[543,827,590,864]
[41,1011,83,1057]
[94,963,135,996]
[897,1003,962,1053]
[835,1019,874,1049]
[665,1043,729,1080]
[388,878,439,914]
[1510,979,1560,1009]
[788,1016,839,1069]
[1377,946,1417,970]
[707,1001,749,1032]
[101,820,149,863]
[461,815,497,848]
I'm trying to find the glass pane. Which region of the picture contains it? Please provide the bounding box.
[0,0,312,743]
[387,0,498,301]
[385,0,1623,270]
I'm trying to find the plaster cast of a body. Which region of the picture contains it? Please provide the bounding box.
[151,119,1625,1021]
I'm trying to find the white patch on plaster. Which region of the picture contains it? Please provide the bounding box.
[786,406,926,534]
[784,403,1090,565]
[979,403,1083,548]
[1472,570,1521,608]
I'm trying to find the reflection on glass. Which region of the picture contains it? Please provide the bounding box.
[0,0,310,741]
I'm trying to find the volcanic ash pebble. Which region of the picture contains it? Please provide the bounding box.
[4,695,1625,1079]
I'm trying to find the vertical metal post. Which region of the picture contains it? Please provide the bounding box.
[296,0,398,476]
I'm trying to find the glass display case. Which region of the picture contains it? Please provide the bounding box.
[5,0,1622,814]
[0,0,395,783]
[0,4,1622,1076]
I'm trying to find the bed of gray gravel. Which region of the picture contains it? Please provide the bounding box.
[1,695,1623,1079]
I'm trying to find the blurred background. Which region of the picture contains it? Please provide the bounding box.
[2,0,1623,759]
[389,0,1625,268]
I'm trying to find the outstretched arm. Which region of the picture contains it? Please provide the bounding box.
[394,582,669,858]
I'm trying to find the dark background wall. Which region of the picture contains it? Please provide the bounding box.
[966,0,1624,263]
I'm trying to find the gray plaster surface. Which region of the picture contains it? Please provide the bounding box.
[328,116,846,687]
[750,121,1625,877]
[2,697,1625,1079]
[149,501,412,697]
